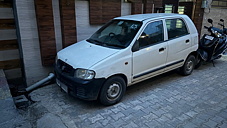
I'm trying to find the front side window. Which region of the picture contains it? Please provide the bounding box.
[166,19,189,39]
[87,20,142,49]
[138,21,164,48]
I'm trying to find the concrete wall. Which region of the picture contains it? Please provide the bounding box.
[202,8,227,36]
[16,1,52,85]
[201,0,227,36]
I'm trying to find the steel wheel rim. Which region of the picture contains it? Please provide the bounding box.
[186,60,193,72]
[107,83,121,100]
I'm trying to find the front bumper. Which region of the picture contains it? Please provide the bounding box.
[55,65,106,100]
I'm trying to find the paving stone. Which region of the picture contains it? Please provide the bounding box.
[210,115,225,124]
[110,118,127,128]
[142,112,158,120]
[203,119,219,128]
[89,122,103,128]
[156,115,171,124]
[121,108,136,116]
[111,112,125,121]
[152,108,166,117]
[219,122,227,128]
[177,113,191,122]
[181,122,198,128]
[196,113,213,122]
[168,118,184,128]
[185,110,198,118]
[100,116,112,126]
[89,114,104,123]
[190,117,206,126]
[124,122,138,128]
[129,99,142,106]
[110,107,122,114]
[37,113,67,128]
[145,120,161,128]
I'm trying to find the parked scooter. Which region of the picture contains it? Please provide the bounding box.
[196,19,227,68]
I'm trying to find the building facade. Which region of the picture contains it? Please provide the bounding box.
[0,0,226,86]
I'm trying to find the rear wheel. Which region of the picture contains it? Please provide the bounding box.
[99,76,126,105]
[179,55,196,76]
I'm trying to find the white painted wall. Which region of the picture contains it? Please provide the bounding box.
[75,1,101,42]
[53,0,62,52]
[75,0,131,42]
[16,0,52,85]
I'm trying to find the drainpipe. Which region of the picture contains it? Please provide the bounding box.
[25,73,55,93]
[14,73,55,108]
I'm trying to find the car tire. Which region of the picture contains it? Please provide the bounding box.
[179,55,196,76]
[194,55,203,69]
[99,76,126,106]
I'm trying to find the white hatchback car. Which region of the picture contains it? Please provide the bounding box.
[55,13,199,105]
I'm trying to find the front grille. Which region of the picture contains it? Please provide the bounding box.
[57,59,75,76]
[77,87,86,97]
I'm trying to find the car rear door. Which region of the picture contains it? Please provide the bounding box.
[164,18,192,71]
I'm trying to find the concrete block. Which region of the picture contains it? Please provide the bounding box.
[13,95,29,108]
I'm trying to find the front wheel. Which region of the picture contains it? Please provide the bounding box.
[179,55,196,76]
[99,76,126,106]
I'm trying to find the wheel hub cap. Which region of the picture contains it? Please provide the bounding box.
[186,60,193,71]
[107,83,120,99]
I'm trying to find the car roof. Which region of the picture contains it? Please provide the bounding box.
[114,13,185,21]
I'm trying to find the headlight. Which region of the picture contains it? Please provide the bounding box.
[75,69,95,80]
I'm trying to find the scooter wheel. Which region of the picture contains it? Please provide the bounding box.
[195,56,203,69]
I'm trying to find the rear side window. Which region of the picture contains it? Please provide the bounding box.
[166,19,189,40]
[138,20,164,48]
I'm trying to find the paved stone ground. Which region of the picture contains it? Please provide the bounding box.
[20,56,227,128]
[0,70,31,128]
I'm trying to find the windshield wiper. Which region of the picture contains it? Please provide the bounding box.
[103,43,126,48]
[87,39,103,45]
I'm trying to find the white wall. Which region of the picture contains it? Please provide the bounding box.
[75,0,131,42]
[75,1,101,42]
[16,0,52,85]
[53,0,62,52]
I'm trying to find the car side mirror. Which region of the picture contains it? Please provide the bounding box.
[132,40,139,52]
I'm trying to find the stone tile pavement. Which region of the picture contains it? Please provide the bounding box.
[14,56,227,128]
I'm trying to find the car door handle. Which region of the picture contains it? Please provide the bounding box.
[186,39,190,43]
[159,48,165,52]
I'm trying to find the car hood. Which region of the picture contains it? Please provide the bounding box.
[57,40,119,69]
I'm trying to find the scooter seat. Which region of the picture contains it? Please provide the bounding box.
[201,37,218,48]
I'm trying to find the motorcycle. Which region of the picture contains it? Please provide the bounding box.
[196,19,227,68]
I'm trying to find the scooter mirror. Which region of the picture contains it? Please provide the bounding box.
[208,19,213,24]
[220,19,224,22]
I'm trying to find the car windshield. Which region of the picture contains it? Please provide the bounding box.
[87,20,142,49]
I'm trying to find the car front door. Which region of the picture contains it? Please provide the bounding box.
[132,20,168,82]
